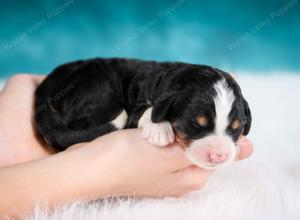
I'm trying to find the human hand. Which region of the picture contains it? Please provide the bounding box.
[0,74,55,167]
[72,129,253,198]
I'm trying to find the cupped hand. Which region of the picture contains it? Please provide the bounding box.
[0,74,55,167]
[73,129,253,198]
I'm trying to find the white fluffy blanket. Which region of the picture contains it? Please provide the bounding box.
[5,74,300,220]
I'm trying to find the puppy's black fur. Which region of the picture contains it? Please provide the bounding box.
[35,58,251,150]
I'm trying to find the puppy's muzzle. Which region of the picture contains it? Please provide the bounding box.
[186,135,237,169]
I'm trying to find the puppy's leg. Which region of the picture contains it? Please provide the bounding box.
[138,107,174,146]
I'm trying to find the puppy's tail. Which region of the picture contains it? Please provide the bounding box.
[34,90,119,151]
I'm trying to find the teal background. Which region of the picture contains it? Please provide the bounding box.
[0,0,299,78]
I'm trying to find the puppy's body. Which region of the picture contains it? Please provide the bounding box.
[35,58,251,169]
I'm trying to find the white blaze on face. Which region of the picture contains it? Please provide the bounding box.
[187,78,237,170]
[213,78,235,135]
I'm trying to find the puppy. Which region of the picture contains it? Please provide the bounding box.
[34,58,251,169]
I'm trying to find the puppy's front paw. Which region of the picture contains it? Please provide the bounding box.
[142,121,175,146]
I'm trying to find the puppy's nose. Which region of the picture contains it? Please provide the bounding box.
[209,152,227,164]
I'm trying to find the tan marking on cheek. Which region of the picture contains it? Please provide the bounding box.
[231,119,241,130]
[174,132,190,149]
[196,115,208,127]
[238,134,243,140]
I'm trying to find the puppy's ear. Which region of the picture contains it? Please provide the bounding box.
[242,98,252,135]
[151,98,173,123]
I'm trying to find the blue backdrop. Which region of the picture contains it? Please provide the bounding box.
[0,0,299,78]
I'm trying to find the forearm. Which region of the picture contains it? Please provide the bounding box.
[0,143,114,219]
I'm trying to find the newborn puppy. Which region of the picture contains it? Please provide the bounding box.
[35,58,251,169]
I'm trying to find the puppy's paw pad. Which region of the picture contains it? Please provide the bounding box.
[142,121,174,146]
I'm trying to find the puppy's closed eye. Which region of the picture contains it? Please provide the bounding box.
[196,115,208,127]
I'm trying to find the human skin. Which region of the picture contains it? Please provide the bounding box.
[0,74,253,219]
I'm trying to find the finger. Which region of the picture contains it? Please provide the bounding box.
[0,74,47,123]
[147,165,213,197]
[235,137,253,161]
[2,74,40,95]
[32,75,46,85]
[115,129,193,170]
[155,142,193,169]
[171,165,213,191]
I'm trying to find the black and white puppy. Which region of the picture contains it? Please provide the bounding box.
[35,58,251,169]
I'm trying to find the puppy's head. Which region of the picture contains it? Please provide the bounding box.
[152,66,251,169]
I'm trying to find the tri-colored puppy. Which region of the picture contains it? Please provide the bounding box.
[34,58,251,169]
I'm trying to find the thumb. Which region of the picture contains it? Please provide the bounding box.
[235,137,253,161]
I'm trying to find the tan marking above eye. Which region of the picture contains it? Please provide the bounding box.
[231,119,241,130]
[196,115,208,127]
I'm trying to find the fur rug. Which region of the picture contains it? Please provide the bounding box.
[4,74,300,220]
